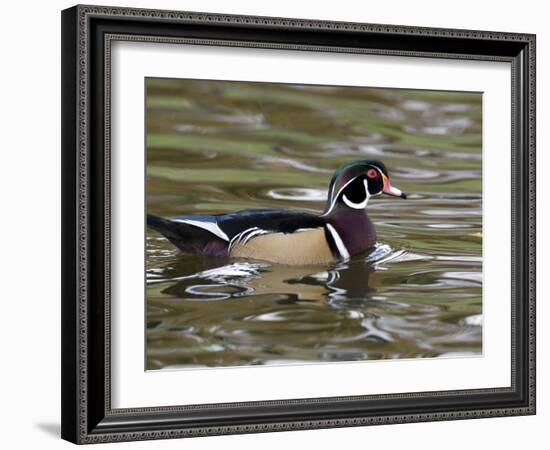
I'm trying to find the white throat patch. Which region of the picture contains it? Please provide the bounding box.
[323,176,370,216]
[342,179,370,210]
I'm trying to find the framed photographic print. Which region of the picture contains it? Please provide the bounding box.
[61,4,536,444]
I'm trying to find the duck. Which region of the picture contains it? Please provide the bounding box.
[147,160,406,265]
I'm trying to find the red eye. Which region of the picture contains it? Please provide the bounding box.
[367,169,377,179]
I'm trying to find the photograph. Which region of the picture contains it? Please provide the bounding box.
[145,78,483,370]
[58,4,536,444]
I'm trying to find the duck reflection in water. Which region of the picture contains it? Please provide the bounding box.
[157,253,377,305]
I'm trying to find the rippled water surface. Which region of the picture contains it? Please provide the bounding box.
[146,78,482,370]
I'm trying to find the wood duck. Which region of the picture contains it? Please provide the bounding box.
[147,160,406,265]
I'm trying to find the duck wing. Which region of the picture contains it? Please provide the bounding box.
[207,209,325,238]
[147,209,326,257]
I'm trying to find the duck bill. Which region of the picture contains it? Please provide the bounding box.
[382,176,407,199]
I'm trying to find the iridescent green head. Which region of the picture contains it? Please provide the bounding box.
[323,160,406,215]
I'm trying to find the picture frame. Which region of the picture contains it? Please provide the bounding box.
[61,4,536,444]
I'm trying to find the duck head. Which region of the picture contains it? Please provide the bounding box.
[323,160,406,216]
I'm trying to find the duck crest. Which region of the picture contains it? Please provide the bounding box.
[324,159,389,215]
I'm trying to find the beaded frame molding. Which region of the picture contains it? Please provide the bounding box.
[61,4,536,444]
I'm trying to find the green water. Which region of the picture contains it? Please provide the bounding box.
[146,78,482,370]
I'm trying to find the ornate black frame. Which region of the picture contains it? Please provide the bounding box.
[61,4,536,444]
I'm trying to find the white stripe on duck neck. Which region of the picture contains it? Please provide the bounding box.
[325,223,350,260]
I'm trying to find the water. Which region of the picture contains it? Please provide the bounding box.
[146,78,482,370]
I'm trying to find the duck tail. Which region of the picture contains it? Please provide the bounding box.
[146,214,182,241]
[146,214,228,256]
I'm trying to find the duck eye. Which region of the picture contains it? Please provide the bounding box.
[367,168,378,179]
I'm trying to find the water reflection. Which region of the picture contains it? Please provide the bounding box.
[146,243,481,369]
[158,256,376,303]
